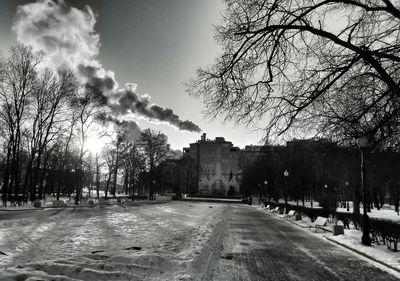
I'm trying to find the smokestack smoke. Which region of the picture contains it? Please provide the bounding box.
[13,0,201,133]
[110,83,201,132]
[96,113,142,143]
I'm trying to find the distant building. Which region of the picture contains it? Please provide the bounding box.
[183,133,266,196]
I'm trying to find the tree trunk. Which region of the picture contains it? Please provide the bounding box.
[96,162,100,199]
[112,146,120,198]
[123,169,129,194]
[105,172,112,199]
[2,142,12,207]
[353,185,361,216]
[149,165,154,200]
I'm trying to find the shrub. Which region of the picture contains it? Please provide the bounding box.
[368,218,400,252]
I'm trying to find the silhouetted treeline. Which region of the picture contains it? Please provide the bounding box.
[241,139,400,214]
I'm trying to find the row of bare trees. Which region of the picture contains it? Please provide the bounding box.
[0,45,81,205]
[98,129,171,200]
[241,139,400,215]
[0,45,174,206]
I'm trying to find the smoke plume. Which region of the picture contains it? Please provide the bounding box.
[96,113,142,143]
[110,83,201,132]
[13,0,201,133]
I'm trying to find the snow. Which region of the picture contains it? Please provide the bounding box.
[2,198,399,280]
[336,206,400,222]
[328,229,400,268]
[0,201,225,281]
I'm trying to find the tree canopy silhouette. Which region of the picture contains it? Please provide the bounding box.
[187,0,400,146]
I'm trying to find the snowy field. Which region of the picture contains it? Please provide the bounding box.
[0,201,227,281]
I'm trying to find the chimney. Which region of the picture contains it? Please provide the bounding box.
[201,133,206,141]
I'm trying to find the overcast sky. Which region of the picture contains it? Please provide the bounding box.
[0,0,265,149]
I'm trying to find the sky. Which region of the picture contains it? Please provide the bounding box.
[0,0,265,150]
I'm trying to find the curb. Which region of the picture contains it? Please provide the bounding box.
[0,208,43,212]
[0,200,172,212]
[324,236,400,274]
[288,220,332,232]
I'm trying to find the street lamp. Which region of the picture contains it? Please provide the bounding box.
[264,180,268,203]
[345,181,350,212]
[283,170,289,213]
[358,136,371,246]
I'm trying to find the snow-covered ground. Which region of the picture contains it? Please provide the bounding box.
[0,201,226,281]
[328,229,400,270]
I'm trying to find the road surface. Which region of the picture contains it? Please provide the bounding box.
[209,204,399,281]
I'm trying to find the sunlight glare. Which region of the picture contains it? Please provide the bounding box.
[86,135,107,155]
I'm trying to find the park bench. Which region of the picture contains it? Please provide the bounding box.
[309,216,328,232]
[270,206,280,213]
[284,210,297,220]
[264,204,271,211]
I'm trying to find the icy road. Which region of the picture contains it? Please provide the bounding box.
[0,202,398,280]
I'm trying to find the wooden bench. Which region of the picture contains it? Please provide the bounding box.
[284,210,297,220]
[309,216,328,232]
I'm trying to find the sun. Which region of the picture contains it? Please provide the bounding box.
[85,135,107,155]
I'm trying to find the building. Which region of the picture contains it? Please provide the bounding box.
[183,134,266,196]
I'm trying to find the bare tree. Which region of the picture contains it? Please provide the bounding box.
[138,129,170,200]
[70,86,105,204]
[121,144,146,195]
[179,154,198,195]
[0,45,42,206]
[187,0,400,145]
[103,144,117,199]
[24,70,77,201]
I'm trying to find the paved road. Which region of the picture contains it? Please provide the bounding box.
[210,205,399,281]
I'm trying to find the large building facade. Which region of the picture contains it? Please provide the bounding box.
[183,134,265,196]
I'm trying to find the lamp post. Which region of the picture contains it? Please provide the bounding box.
[345,181,350,212]
[358,136,371,246]
[284,170,289,213]
[71,168,79,205]
[264,180,268,203]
